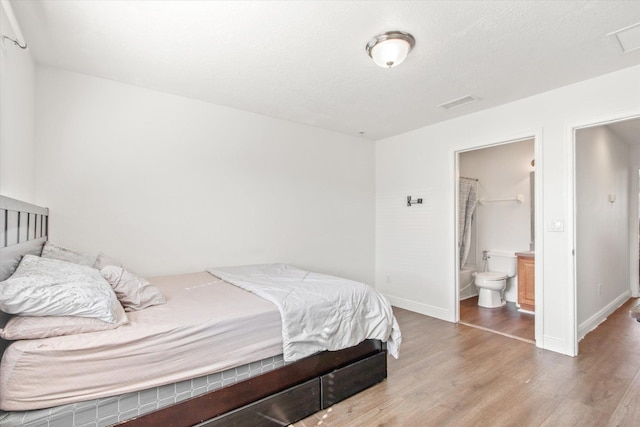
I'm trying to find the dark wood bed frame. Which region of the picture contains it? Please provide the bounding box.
[119,340,386,427]
[0,195,388,427]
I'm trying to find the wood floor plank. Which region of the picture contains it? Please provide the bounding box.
[460,296,535,341]
[293,298,640,427]
[540,398,610,427]
[607,366,640,426]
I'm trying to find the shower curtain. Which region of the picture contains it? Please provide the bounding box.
[459,178,478,268]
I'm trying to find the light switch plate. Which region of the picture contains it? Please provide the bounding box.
[548,219,564,232]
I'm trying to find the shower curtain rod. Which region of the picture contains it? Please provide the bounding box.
[460,176,479,181]
[1,0,28,50]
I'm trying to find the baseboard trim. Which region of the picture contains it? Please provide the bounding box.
[540,335,572,356]
[459,292,479,301]
[578,291,631,341]
[384,294,452,322]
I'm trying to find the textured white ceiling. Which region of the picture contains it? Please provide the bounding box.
[9,0,640,140]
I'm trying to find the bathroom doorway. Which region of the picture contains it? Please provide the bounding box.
[456,137,536,343]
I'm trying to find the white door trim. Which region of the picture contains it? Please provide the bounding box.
[567,110,640,355]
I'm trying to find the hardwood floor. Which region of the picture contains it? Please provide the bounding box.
[460,296,535,342]
[293,298,640,427]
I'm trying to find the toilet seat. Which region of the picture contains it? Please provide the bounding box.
[474,251,517,309]
[475,271,507,307]
[475,271,507,280]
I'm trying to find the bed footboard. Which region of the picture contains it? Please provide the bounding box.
[118,340,387,427]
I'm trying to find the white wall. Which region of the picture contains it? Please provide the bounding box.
[376,64,640,356]
[630,142,640,300]
[575,125,630,338]
[459,139,534,302]
[34,67,375,283]
[0,4,35,201]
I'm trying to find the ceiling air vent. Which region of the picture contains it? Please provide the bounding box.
[609,22,640,54]
[439,95,479,110]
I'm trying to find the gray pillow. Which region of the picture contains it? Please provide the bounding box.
[41,242,96,267]
[100,266,166,312]
[93,252,124,270]
[0,255,121,323]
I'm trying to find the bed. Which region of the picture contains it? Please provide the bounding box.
[0,195,399,427]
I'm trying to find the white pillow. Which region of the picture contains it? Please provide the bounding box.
[100,266,166,312]
[0,304,129,340]
[0,255,121,323]
[41,242,96,267]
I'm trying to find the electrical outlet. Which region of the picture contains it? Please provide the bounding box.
[386,275,391,284]
[597,283,602,295]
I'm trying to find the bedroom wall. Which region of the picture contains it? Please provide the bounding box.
[34,67,375,284]
[0,5,35,202]
[575,125,630,339]
[375,64,640,356]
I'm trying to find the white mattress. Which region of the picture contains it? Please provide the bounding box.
[0,272,283,411]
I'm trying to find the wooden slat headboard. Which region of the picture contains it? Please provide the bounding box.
[0,195,49,280]
[0,195,49,356]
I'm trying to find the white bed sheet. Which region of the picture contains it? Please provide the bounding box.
[0,272,283,411]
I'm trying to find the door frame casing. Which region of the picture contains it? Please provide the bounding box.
[568,111,640,355]
[453,129,543,347]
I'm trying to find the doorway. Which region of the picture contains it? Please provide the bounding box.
[574,116,640,347]
[456,137,536,342]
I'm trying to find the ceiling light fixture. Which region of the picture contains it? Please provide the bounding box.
[365,31,415,68]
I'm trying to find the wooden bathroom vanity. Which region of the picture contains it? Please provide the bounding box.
[516,252,535,313]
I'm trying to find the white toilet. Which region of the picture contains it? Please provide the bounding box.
[474,250,517,308]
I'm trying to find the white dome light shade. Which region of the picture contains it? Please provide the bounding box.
[371,38,411,68]
[366,31,415,68]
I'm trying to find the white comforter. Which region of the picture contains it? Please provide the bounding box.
[207,264,401,362]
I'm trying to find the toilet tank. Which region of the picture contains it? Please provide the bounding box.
[486,250,517,277]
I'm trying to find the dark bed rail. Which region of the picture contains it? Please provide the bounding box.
[118,340,386,427]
